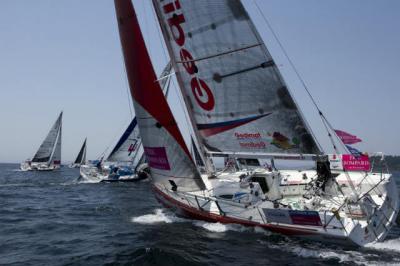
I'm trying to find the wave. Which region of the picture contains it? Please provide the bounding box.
[132,209,272,236]
[75,175,102,184]
[131,209,186,224]
[366,237,400,253]
[193,221,230,233]
[10,169,24,172]
[192,221,267,234]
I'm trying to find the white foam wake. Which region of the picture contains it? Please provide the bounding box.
[192,221,271,235]
[366,237,400,253]
[77,178,100,184]
[193,222,230,233]
[132,209,262,234]
[290,247,359,264]
[131,209,185,224]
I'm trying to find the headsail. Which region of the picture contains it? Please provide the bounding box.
[114,0,205,191]
[106,62,172,165]
[73,138,87,165]
[32,112,62,164]
[152,0,321,156]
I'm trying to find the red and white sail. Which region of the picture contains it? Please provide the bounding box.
[114,0,205,191]
[152,0,321,156]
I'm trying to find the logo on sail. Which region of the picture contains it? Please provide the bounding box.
[270,132,299,150]
[128,141,137,156]
[197,114,271,137]
[144,147,171,170]
[160,0,215,111]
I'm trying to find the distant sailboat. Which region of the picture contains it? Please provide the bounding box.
[114,0,398,246]
[79,63,172,182]
[21,112,62,171]
[69,138,87,168]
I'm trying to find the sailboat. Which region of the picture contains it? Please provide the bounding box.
[114,0,398,246]
[79,63,172,182]
[69,138,87,168]
[20,112,63,171]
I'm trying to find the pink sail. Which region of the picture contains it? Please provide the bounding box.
[335,130,362,145]
[342,154,371,172]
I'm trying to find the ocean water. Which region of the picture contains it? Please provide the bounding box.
[0,163,399,266]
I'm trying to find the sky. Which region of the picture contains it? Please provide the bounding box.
[0,0,399,163]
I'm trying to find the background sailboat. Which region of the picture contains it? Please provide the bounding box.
[20,112,62,171]
[79,63,172,182]
[69,138,87,168]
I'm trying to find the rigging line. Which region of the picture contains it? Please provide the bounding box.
[116,28,134,119]
[320,116,340,154]
[321,114,350,153]
[150,1,170,65]
[124,70,133,119]
[253,0,343,153]
[141,1,150,57]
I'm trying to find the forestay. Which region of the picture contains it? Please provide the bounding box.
[114,0,205,191]
[32,112,62,164]
[152,0,321,155]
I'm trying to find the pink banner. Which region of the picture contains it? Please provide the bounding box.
[144,147,171,170]
[335,130,362,145]
[342,154,370,171]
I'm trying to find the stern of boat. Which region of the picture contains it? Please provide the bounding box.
[348,173,399,246]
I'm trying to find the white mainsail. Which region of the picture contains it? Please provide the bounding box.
[32,112,62,165]
[152,0,321,156]
[114,0,205,191]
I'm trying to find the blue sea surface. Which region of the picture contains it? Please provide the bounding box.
[0,163,399,265]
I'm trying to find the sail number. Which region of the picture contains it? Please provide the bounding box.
[161,0,215,111]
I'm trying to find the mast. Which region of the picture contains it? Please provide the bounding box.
[114,0,205,191]
[48,118,62,166]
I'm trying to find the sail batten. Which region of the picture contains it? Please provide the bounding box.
[152,0,321,157]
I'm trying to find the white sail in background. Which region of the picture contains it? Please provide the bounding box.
[32,112,62,165]
[107,118,142,163]
[114,0,205,191]
[152,0,321,156]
